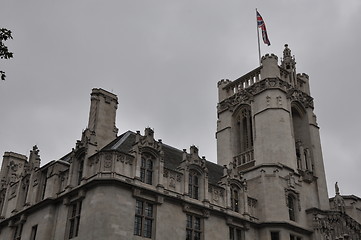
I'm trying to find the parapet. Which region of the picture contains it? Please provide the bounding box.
[217,79,231,87]
[297,73,309,80]
[90,88,118,104]
[2,152,27,160]
[260,53,280,80]
[261,53,278,62]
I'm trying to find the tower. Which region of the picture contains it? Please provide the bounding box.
[216,45,329,237]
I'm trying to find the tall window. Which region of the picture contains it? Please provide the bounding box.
[13,223,23,240]
[40,170,48,200]
[271,231,280,240]
[68,201,82,239]
[30,225,38,240]
[238,107,253,153]
[229,226,244,240]
[230,186,240,212]
[290,234,302,240]
[134,199,153,238]
[186,214,202,240]
[288,195,296,221]
[77,158,84,185]
[140,153,154,185]
[189,170,200,200]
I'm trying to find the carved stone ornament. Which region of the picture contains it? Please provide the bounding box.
[169,176,176,189]
[163,169,169,178]
[213,189,219,202]
[104,156,112,169]
[176,174,182,182]
[287,89,314,108]
[218,89,254,113]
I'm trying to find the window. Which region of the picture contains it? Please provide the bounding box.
[186,214,202,240]
[271,231,279,240]
[68,201,82,239]
[77,158,84,185]
[290,234,302,240]
[40,170,48,200]
[189,170,200,200]
[13,223,23,240]
[229,226,244,240]
[238,107,253,152]
[30,225,38,240]
[134,200,153,238]
[140,153,154,185]
[288,195,296,221]
[230,186,240,212]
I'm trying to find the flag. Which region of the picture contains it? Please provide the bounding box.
[256,11,271,46]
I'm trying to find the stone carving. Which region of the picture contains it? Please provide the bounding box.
[276,96,282,106]
[312,211,361,240]
[287,89,314,108]
[104,155,112,169]
[266,96,271,107]
[169,177,176,189]
[163,169,168,178]
[176,174,182,182]
[9,161,18,172]
[218,78,297,113]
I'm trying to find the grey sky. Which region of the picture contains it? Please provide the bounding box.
[1,0,360,198]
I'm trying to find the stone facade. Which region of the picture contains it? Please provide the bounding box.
[0,46,360,240]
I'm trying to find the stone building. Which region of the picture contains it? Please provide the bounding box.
[0,45,360,240]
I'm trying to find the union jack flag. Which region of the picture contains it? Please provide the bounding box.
[256,11,271,46]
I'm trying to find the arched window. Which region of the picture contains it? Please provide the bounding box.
[140,153,154,185]
[288,194,296,221]
[237,106,253,153]
[77,158,84,185]
[189,170,200,200]
[230,186,240,212]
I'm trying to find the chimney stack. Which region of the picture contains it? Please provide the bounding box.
[87,88,118,151]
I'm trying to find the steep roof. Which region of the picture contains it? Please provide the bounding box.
[101,131,224,184]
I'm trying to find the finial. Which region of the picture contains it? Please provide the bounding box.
[335,182,340,195]
[283,44,291,58]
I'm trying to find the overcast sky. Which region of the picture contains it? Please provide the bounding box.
[1,0,360,198]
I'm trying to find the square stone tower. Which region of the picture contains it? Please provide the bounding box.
[216,45,329,236]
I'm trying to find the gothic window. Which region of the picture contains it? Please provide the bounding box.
[186,214,202,240]
[140,153,154,185]
[230,185,240,212]
[270,231,280,240]
[77,158,84,185]
[237,106,253,153]
[229,226,244,240]
[12,222,23,240]
[30,225,38,240]
[68,200,82,239]
[134,199,153,238]
[40,169,48,200]
[288,195,296,221]
[189,170,200,200]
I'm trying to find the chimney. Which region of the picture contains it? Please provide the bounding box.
[87,88,118,151]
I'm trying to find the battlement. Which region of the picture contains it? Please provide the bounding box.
[217,67,262,102]
[261,53,278,61]
[217,79,231,87]
[297,73,309,80]
[2,152,27,161]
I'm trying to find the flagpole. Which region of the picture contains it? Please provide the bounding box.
[256,8,261,65]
